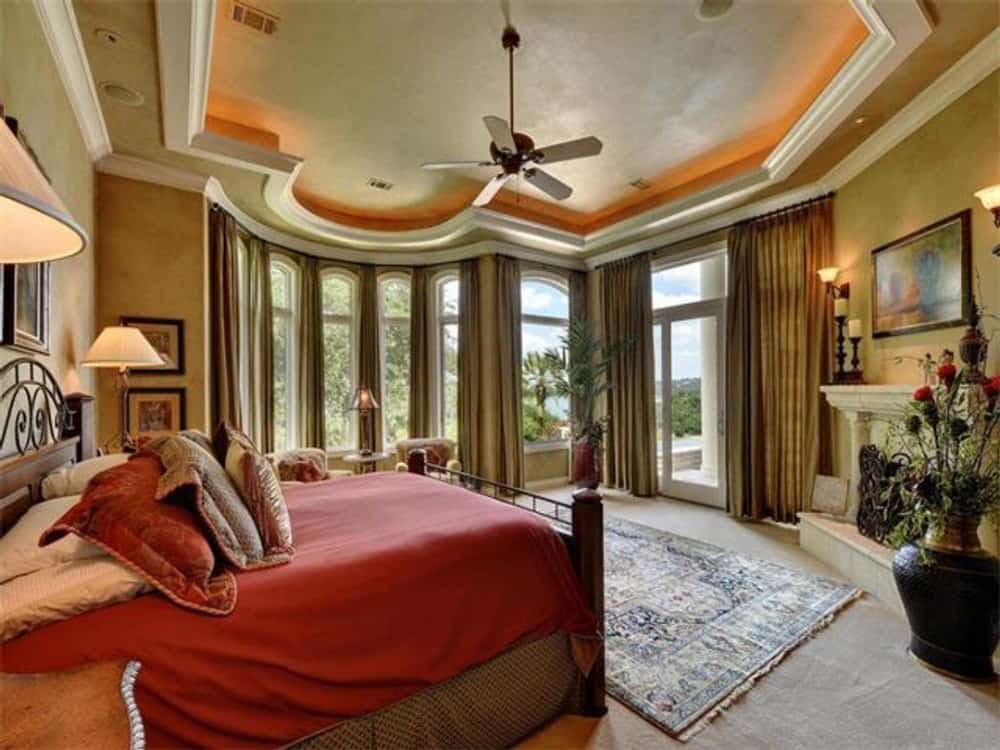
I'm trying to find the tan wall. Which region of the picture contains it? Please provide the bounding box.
[0,2,96,399]
[831,72,1000,551]
[95,174,208,445]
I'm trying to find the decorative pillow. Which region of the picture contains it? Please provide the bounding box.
[212,421,257,466]
[225,439,294,558]
[40,453,236,615]
[277,458,325,483]
[41,454,129,501]
[179,428,215,457]
[0,496,104,584]
[1,558,151,642]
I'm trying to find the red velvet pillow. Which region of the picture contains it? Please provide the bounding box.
[277,458,324,483]
[41,454,236,615]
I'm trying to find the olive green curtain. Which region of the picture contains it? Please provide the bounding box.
[358,265,382,452]
[726,197,834,522]
[209,207,242,429]
[601,253,657,497]
[457,258,482,475]
[244,236,273,452]
[568,269,588,425]
[408,267,433,437]
[495,256,524,487]
[297,255,325,450]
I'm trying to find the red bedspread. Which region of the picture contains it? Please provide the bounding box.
[1,472,595,748]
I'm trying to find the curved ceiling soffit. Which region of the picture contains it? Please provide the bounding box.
[158,0,931,254]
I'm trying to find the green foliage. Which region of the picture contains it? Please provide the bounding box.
[883,372,1000,551]
[322,319,352,449]
[671,389,702,437]
[521,351,567,442]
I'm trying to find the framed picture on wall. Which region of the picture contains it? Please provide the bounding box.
[871,210,971,338]
[127,388,186,440]
[121,316,185,374]
[1,262,51,354]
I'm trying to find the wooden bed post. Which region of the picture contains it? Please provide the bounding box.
[572,487,607,717]
[406,448,427,476]
[64,393,96,461]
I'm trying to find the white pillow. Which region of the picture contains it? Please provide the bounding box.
[0,495,104,584]
[41,453,129,501]
[0,557,151,642]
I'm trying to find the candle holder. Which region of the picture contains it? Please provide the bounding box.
[845,336,865,384]
[833,315,849,383]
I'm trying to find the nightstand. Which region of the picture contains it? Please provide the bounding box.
[342,451,390,475]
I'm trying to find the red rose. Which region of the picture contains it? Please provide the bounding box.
[936,363,958,387]
[984,376,1000,404]
[913,385,934,402]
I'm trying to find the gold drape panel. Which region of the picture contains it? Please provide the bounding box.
[458,258,482,475]
[726,197,833,522]
[601,254,658,497]
[495,256,524,487]
[244,236,273,452]
[358,265,382,451]
[297,255,325,450]
[408,267,433,437]
[209,207,241,429]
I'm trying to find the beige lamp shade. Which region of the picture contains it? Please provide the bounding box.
[817,266,840,283]
[0,117,87,262]
[974,184,1000,211]
[82,326,164,369]
[351,385,379,411]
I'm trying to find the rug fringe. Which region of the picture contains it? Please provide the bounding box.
[676,588,865,742]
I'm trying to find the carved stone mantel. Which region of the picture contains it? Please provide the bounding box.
[820,385,917,520]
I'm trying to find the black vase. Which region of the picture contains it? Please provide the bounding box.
[892,516,999,682]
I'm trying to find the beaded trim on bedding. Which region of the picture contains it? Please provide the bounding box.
[120,661,146,750]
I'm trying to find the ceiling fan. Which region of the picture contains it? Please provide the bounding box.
[421,26,603,208]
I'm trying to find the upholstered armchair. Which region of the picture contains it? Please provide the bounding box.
[393,438,461,475]
[266,448,352,484]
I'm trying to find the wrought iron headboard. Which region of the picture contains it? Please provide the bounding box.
[0,357,67,457]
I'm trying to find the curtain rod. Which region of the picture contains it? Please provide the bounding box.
[739,191,835,226]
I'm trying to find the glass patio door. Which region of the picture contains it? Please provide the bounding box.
[652,254,726,508]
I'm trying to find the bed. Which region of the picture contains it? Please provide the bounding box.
[0,358,606,749]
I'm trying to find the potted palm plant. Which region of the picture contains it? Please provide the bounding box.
[883,361,1000,682]
[547,318,632,489]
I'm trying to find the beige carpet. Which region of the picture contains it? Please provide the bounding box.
[518,488,1000,750]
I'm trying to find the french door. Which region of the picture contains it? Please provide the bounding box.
[653,299,726,508]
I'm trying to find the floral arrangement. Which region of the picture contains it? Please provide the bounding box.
[883,360,1000,549]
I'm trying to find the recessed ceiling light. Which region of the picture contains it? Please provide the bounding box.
[98,81,144,107]
[94,28,122,46]
[696,0,734,21]
[853,115,870,126]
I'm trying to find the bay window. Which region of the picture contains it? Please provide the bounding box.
[433,273,459,442]
[379,274,411,448]
[321,269,358,451]
[270,257,299,451]
[520,275,570,446]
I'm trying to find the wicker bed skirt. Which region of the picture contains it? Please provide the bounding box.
[286,632,583,749]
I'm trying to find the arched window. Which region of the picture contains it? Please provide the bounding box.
[433,272,459,442]
[378,273,411,448]
[270,256,299,451]
[520,274,570,446]
[321,269,358,451]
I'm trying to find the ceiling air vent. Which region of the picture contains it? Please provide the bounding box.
[367,178,394,191]
[231,2,279,35]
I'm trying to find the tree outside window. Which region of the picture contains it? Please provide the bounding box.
[270,258,298,451]
[520,277,570,444]
[321,271,357,451]
[379,274,411,448]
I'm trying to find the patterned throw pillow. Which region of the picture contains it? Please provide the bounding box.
[277,458,325,483]
[145,435,274,570]
[224,438,294,557]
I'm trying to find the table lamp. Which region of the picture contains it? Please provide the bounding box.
[351,385,379,456]
[0,111,87,262]
[82,326,163,451]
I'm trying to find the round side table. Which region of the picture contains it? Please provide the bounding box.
[342,451,390,475]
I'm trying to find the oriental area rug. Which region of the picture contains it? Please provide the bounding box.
[604,517,861,740]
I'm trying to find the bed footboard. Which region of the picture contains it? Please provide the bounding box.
[407,450,607,717]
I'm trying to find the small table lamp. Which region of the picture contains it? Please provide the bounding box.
[82,326,163,451]
[351,386,379,456]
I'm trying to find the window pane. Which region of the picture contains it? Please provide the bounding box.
[441,322,458,442]
[322,274,352,316]
[651,255,726,309]
[383,322,410,446]
[271,265,290,309]
[440,279,459,316]
[324,319,353,450]
[273,313,291,451]
[521,322,569,443]
[381,277,410,318]
[521,279,569,319]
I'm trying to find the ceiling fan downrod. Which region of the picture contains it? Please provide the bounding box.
[502,26,520,136]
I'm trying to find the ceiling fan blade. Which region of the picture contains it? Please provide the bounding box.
[532,136,603,165]
[483,115,517,153]
[472,173,512,207]
[522,168,572,201]
[421,160,495,170]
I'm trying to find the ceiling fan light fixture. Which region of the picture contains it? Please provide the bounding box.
[697,0,734,22]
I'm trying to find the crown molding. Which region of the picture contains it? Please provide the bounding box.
[31,0,111,161]
[97,153,210,193]
[825,25,1000,190]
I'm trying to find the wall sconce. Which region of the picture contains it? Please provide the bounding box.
[818,266,850,299]
[973,184,1000,257]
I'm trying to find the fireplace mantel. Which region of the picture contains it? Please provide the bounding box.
[820,384,917,520]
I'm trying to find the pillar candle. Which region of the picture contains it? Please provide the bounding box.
[834,298,848,318]
[848,318,862,338]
